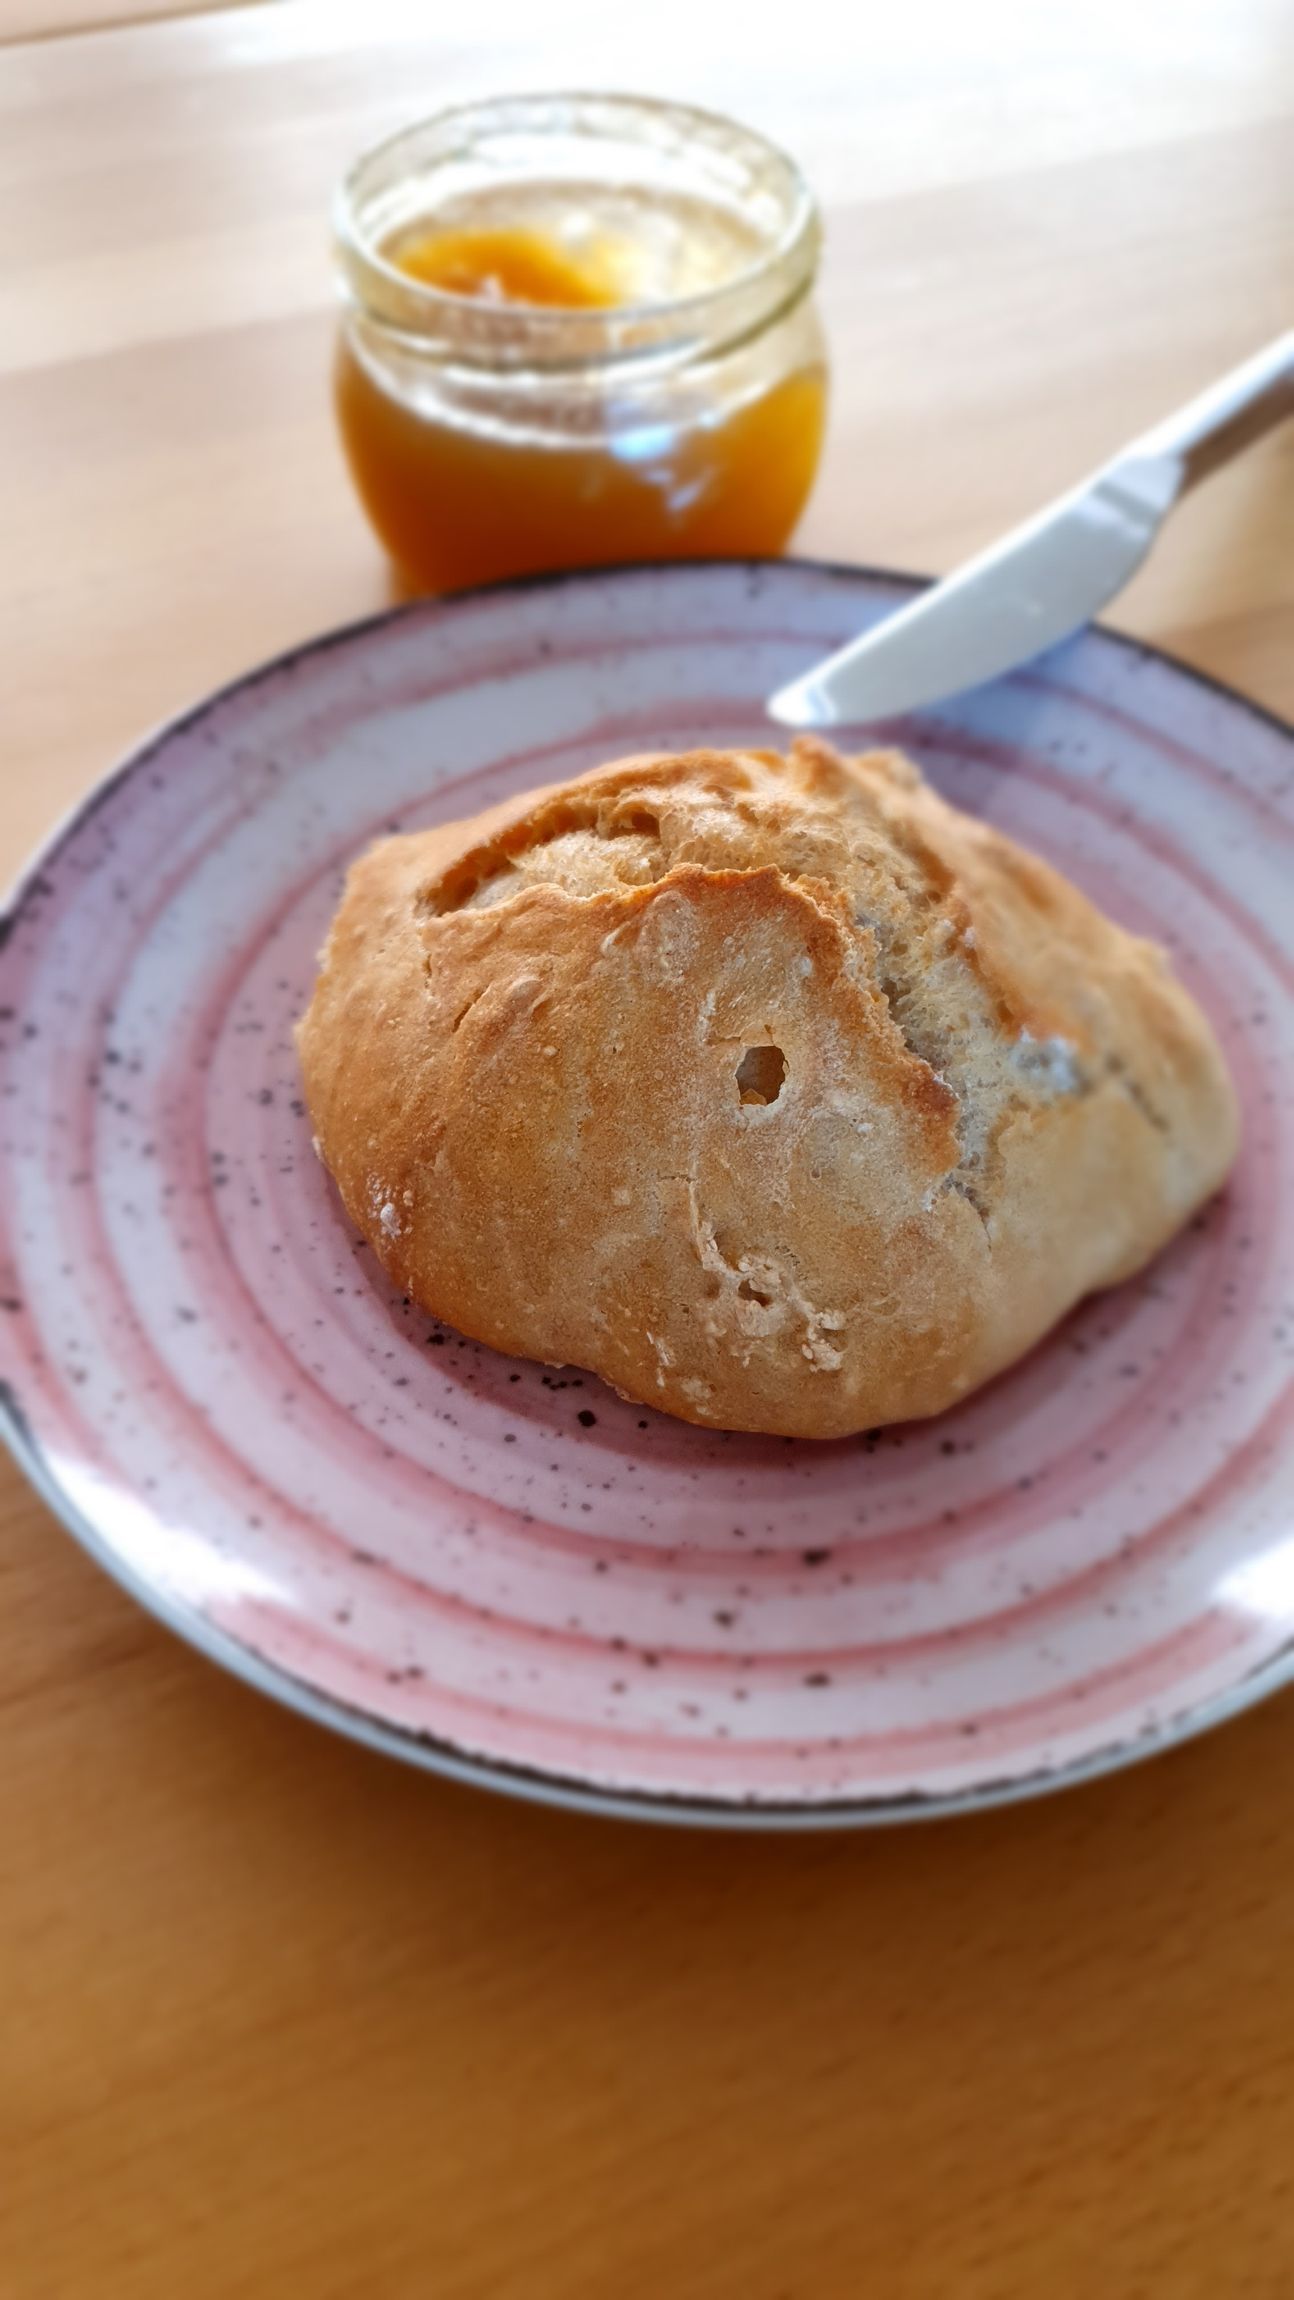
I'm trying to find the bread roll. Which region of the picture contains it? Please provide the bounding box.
[297,740,1238,1438]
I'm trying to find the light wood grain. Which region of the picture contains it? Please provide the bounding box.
[0,0,251,45]
[2,5,1293,2294]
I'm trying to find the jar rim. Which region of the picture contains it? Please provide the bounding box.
[333,91,822,372]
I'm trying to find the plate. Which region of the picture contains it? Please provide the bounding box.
[2,561,1292,1825]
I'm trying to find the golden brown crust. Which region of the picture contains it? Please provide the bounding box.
[297,741,1239,1437]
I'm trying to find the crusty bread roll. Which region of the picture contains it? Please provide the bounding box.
[298,740,1238,1438]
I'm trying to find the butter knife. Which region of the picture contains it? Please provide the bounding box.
[768,330,1294,729]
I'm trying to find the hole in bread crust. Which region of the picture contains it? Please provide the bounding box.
[738,1277,774,1307]
[736,1045,787,1106]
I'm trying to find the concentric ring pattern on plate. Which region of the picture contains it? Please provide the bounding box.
[1,562,1292,1822]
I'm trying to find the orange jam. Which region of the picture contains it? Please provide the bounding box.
[388,222,622,308]
[334,196,827,593]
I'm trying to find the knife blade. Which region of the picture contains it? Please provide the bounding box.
[768,329,1294,730]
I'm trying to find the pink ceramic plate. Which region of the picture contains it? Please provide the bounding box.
[2,563,1292,1825]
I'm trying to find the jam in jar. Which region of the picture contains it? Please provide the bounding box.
[332,94,828,592]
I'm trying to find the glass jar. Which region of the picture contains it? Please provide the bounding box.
[332,93,828,593]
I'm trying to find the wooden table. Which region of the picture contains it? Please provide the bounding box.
[3,6,1292,2292]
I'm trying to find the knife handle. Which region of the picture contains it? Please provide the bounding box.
[1127,329,1294,495]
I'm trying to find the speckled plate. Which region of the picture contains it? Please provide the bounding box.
[2,561,1292,1825]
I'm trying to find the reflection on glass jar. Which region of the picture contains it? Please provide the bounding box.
[332,94,828,593]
